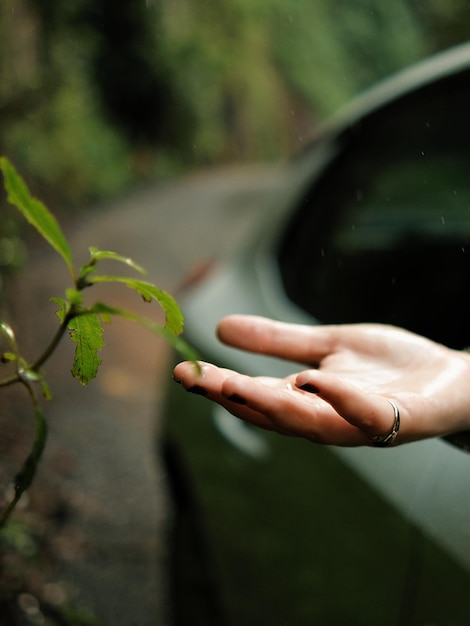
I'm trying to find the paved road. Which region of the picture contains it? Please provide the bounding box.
[8,164,281,625]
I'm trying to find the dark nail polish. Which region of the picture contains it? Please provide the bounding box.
[187,385,208,397]
[299,383,320,394]
[226,393,247,405]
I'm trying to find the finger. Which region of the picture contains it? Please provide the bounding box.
[218,400,294,435]
[217,315,343,365]
[173,361,287,433]
[173,360,241,392]
[220,373,368,445]
[295,369,400,439]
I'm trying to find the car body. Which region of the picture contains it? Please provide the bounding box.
[161,42,470,626]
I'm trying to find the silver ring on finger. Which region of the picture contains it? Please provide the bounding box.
[371,400,400,448]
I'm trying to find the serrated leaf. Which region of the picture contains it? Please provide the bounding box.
[67,313,104,385]
[90,302,198,363]
[88,276,184,335]
[0,157,74,277]
[88,247,147,275]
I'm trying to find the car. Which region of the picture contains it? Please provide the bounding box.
[161,42,470,626]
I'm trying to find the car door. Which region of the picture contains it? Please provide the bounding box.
[164,48,470,626]
[275,50,470,623]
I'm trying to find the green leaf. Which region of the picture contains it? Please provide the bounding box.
[65,288,84,306]
[1,352,16,363]
[67,313,105,385]
[0,156,74,277]
[40,379,53,401]
[88,276,184,335]
[51,297,69,323]
[0,520,39,558]
[90,302,199,363]
[88,247,147,275]
[0,320,15,344]
[0,320,19,358]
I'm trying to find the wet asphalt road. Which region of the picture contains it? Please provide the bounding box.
[9,164,280,625]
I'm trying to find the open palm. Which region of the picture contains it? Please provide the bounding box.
[174,315,470,446]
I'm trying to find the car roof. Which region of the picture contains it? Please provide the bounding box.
[303,40,470,149]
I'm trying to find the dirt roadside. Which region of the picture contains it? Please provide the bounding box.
[0,164,281,625]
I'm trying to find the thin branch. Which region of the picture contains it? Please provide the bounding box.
[0,311,72,387]
[0,378,48,528]
[0,373,20,388]
[29,313,72,372]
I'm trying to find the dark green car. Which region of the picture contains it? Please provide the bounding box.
[162,43,470,626]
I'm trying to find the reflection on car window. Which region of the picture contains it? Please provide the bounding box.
[278,69,470,349]
[334,158,470,251]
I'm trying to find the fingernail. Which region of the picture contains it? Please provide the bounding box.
[299,383,320,394]
[187,385,208,397]
[173,376,182,384]
[225,393,247,405]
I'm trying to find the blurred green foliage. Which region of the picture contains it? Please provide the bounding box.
[0,0,469,214]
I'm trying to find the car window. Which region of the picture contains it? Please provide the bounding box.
[277,68,470,349]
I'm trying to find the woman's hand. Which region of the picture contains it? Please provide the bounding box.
[173,315,470,447]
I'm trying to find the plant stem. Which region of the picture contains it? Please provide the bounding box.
[30,313,72,372]
[0,373,20,388]
[0,379,48,528]
[0,313,72,388]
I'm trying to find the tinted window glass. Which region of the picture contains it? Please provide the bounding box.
[278,69,470,349]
